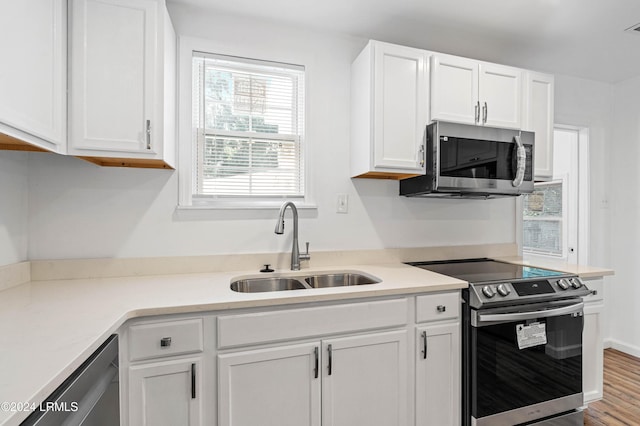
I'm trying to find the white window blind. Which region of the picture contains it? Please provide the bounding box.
[192,53,305,200]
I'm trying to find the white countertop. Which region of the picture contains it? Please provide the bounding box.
[0,263,466,426]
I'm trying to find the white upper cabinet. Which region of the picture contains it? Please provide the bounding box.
[431,54,522,129]
[351,40,429,179]
[68,0,176,169]
[430,55,478,125]
[0,0,66,152]
[523,72,555,181]
[479,63,522,128]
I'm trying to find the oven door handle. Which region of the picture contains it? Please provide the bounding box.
[476,302,584,325]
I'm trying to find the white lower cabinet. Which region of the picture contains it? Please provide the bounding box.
[129,357,203,425]
[121,293,461,426]
[415,323,460,426]
[218,330,408,426]
[218,343,321,426]
[583,278,605,404]
[322,331,408,426]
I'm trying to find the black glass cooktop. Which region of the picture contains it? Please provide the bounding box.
[406,258,568,283]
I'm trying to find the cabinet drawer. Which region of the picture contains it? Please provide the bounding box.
[218,298,408,349]
[416,292,460,323]
[128,318,204,362]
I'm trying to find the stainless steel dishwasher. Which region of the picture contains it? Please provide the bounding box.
[22,334,119,426]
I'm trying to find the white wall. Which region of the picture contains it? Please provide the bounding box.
[553,74,612,269]
[608,75,640,356]
[26,5,518,260]
[0,151,28,266]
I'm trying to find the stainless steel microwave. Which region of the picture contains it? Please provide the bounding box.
[400,121,534,198]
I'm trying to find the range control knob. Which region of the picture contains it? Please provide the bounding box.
[570,278,583,289]
[482,286,495,298]
[497,284,511,297]
[557,279,570,290]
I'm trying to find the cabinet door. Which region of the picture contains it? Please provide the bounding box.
[0,0,65,151]
[322,330,408,426]
[524,72,554,180]
[69,0,157,154]
[583,302,604,403]
[430,55,479,125]
[479,63,522,129]
[373,43,428,172]
[129,358,202,426]
[218,343,321,426]
[416,323,460,426]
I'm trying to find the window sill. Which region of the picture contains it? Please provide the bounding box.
[174,201,318,220]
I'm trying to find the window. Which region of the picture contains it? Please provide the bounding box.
[189,52,305,205]
[523,180,565,256]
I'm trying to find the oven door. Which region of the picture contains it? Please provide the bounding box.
[469,300,584,426]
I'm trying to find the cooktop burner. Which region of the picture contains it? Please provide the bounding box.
[406,258,568,284]
[407,258,587,308]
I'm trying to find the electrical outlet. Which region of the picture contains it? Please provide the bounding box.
[337,194,349,214]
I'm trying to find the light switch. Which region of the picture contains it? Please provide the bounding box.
[337,194,349,214]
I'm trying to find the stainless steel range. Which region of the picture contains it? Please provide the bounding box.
[407,258,591,426]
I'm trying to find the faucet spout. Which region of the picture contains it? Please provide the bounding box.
[274,201,310,270]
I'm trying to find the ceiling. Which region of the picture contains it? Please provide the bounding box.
[168,0,640,83]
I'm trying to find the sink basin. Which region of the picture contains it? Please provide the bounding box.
[304,273,380,288]
[230,277,306,293]
[230,272,381,292]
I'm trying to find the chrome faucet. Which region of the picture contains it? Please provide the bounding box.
[274,201,310,270]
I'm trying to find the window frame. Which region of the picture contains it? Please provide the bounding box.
[522,178,567,258]
[177,36,315,211]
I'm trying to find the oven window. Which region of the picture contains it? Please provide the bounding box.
[439,137,532,181]
[471,313,583,419]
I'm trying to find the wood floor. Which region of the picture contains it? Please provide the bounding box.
[584,349,640,425]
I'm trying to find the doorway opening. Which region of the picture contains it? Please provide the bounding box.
[522,126,589,264]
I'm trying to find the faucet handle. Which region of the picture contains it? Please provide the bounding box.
[300,242,311,261]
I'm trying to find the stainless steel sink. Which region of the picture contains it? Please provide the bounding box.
[304,273,379,288]
[230,277,306,293]
[230,272,381,293]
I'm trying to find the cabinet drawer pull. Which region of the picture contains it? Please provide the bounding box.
[437,305,446,313]
[328,344,333,376]
[160,337,172,347]
[482,102,488,124]
[422,331,428,359]
[314,347,319,379]
[191,363,196,399]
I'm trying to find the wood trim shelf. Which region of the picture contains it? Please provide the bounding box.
[0,133,47,152]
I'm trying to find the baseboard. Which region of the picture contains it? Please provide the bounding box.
[607,339,640,358]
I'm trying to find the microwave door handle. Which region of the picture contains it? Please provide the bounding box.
[477,302,584,325]
[511,134,526,187]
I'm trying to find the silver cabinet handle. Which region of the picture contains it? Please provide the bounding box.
[160,337,172,347]
[482,102,488,124]
[314,347,319,379]
[146,119,152,150]
[191,363,196,399]
[421,330,428,360]
[327,344,333,376]
[474,101,480,123]
[419,143,425,167]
